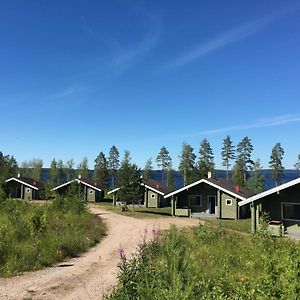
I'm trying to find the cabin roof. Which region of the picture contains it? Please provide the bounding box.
[5,176,45,190]
[52,178,104,192]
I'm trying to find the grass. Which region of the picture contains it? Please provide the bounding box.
[108,223,300,299]
[94,201,172,219]
[203,218,251,233]
[0,196,106,277]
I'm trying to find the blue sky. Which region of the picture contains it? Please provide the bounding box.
[1,1,300,169]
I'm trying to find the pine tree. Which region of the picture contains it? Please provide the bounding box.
[269,143,284,186]
[108,146,120,188]
[247,159,265,193]
[94,151,109,189]
[166,165,176,188]
[49,158,58,185]
[156,146,172,184]
[77,157,89,179]
[179,142,196,185]
[117,151,141,209]
[221,135,235,180]
[143,158,153,179]
[233,136,254,185]
[198,138,214,179]
[0,151,17,184]
[294,154,300,173]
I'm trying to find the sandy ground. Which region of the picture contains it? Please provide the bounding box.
[0,205,200,300]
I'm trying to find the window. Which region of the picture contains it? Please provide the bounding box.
[151,194,156,198]
[226,199,232,206]
[189,195,202,206]
[89,190,94,194]
[282,203,300,221]
[26,188,31,193]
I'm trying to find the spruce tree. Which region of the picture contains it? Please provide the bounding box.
[94,151,109,189]
[143,158,153,179]
[117,151,141,209]
[57,159,67,183]
[221,135,235,180]
[156,146,172,184]
[179,142,196,185]
[233,136,254,185]
[0,151,17,184]
[49,158,58,185]
[198,138,214,179]
[269,143,284,186]
[247,159,265,193]
[108,146,120,188]
[32,159,43,181]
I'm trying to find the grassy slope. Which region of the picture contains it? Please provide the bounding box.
[108,224,300,299]
[0,200,106,277]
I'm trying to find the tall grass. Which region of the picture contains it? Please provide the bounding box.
[108,224,300,299]
[0,193,106,277]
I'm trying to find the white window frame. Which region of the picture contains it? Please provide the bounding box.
[225,199,233,206]
[89,190,94,194]
[281,202,300,221]
[26,188,31,193]
[150,193,156,199]
[188,195,202,207]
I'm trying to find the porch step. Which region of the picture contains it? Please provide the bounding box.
[191,213,217,219]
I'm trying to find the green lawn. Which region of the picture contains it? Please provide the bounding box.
[94,202,172,219]
[203,218,251,233]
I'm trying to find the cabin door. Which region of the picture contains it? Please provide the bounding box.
[208,196,216,214]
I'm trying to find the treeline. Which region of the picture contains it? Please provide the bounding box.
[1,135,300,194]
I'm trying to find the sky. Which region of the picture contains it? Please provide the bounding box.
[1,0,300,169]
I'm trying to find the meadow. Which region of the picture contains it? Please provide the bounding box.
[108,222,300,299]
[0,194,106,277]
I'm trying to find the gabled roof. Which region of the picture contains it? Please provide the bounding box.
[52,178,104,192]
[5,176,44,190]
[238,177,300,207]
[141,178,174,196]
[164,177,254,200]
[107,178,174,196]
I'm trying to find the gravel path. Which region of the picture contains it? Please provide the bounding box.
[0,206,200,300]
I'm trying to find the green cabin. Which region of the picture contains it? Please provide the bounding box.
[52,177,104,202]
[5,175,45,200]
[238,177,300,235]
[108,178,174,208]
[165,177,253,219]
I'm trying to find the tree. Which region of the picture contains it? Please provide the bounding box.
[166,165,176,188]
[233,136,254,185]
[32,159,43,181]
[117,151,141,209]
[57,159,66,184]
[179,142,196,186]
[20,161,32,177]
[49,158,58,185]
[156,146,172,184]
[64,159,75,181]
[294,154,300,173]
[247,159,265,193]
[94,151,109,189]
[77,157,89,179]
[0,151,18,184]
[221,135,235,181]
[269,143,284,186]
[198,138,214,179]
[143,158,153,179]
[108,146,120,188]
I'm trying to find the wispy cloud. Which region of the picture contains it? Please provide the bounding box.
[163,3,299,71]
[188,114,300,137]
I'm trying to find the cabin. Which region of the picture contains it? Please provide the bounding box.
[5,174,45,200]
[164,176,254,219]
[52,176,104,202]
[108,178,174,208]
[238,177,300,235]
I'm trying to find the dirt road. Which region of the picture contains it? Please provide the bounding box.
[0,206,200,300]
